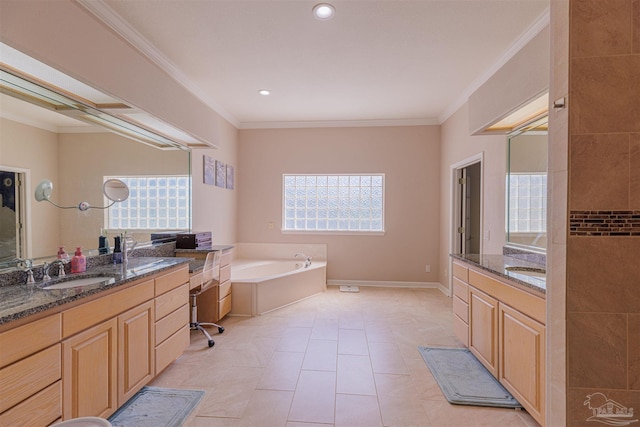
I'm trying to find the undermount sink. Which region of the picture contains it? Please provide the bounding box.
[40,276,116,290]
[505,266,546,278]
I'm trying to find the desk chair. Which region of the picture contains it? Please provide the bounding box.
[190,251,225,347]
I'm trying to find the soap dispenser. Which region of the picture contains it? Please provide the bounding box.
[113,236,123,264]
[57,246,69,260]
[71,247,86,273]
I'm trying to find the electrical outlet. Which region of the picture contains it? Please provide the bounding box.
[268,222,274,230]
[425,264,431,273]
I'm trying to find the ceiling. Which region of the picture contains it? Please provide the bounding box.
[79,0,549,129]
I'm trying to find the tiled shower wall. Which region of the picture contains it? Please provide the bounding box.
[566,0,640,424]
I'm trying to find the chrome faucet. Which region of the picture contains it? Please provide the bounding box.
[50,259,67,277]
[295,253,312,268]
[17,258,35,284]
[122,232,137,265]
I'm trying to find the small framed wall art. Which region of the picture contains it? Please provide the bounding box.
[215,160,226,188]
[226,165,234,190]
[203,155,215,185]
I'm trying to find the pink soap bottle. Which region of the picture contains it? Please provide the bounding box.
[71,247,86,273]
[57,246,69,260]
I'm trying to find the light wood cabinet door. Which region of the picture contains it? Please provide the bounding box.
[62,318,118,420]
[499,303,545,426]
[118,300,154,406]
[469,286,499,377]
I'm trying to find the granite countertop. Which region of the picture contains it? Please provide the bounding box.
[0,257,190,325]
[175,245,234,274]
[450,253,546,296]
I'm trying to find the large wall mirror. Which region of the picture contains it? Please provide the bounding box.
[506,116,548,252]
[0,46,192,268]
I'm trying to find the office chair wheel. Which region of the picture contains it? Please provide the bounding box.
[218,326,225,334]
[208,340,215,347]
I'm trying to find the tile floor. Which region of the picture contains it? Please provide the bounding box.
[150,286,539,427]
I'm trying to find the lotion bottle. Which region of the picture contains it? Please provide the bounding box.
[71,247,86,273]
[113,236,123,264]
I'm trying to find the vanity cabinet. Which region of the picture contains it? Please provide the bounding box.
[452,261,546,427]
[0,314,62,426]
[179,248,233,323]
[154,267,190,375]
[61,279,155,419]
[468,286,499,377]
[0,264,190,424]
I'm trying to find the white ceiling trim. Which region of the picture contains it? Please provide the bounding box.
[240,117,440,130]
[437,7,550,124]
[76,0,239,128]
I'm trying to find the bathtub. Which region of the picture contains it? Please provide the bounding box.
[230,259,327,316]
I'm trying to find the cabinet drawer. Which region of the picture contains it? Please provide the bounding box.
[63,280,154,338]
[220,250,232,267]
[219,293,232,319]
[0,380,61,427]
[155,266,190,296]
[452,262,469,282]
[155,304,189,345]
[453,315,469,347]
[219,280,232,299]
[452,295,469,324]
[452,278,469,303]
[0,343,61,413]
[220,264,231,284]
[155,284,189,320]
[0,314,61,368]
[156,325,189,375]
[189,271,203,290]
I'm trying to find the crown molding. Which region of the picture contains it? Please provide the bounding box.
[76,0,239,128]
[438,6,550,124]
[239,117,439,130]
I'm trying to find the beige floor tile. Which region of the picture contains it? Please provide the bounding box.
[237,389,294,427]
[334,394,383,427]
[336,354,376,395]
[276,327,312,352]
[302,339,338,371]
[338,328,369,355]
[151,287,542,427]
[375,373,434,426]
[186,415,240,427]
[288,370,336,424]
[311,318,339,340]
[368,341,410,375]
[257,351,304,391]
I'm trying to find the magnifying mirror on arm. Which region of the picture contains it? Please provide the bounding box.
[35,178,129,211]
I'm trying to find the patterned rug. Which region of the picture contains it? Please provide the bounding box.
[418,346,522,409]
[109,387,205,427]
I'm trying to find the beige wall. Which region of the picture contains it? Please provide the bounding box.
[237,126,440,283]
[439,103,508,286]
[1,118,60,258]
[191,118,238,245]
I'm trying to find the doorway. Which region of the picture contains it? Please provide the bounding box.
[450,154,483,257]
[0,168,27,262]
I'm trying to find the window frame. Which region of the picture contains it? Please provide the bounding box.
[281,173,386,235]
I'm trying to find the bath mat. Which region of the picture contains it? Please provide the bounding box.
[339,285,360,292]
[108,386,205,427]
[418,346,522,409]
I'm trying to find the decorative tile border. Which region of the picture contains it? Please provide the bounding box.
[570,211,640,236]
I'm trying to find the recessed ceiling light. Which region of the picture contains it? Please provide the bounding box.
[258,89,270,96]
[313,3,335,20]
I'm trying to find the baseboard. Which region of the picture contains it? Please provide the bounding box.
[327,279,448,295]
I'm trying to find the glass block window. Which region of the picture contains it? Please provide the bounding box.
[508,173,547,233]
[283,174,384,232]
[106,175,190,230]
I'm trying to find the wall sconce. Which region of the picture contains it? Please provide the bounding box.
[35,178,129,211]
